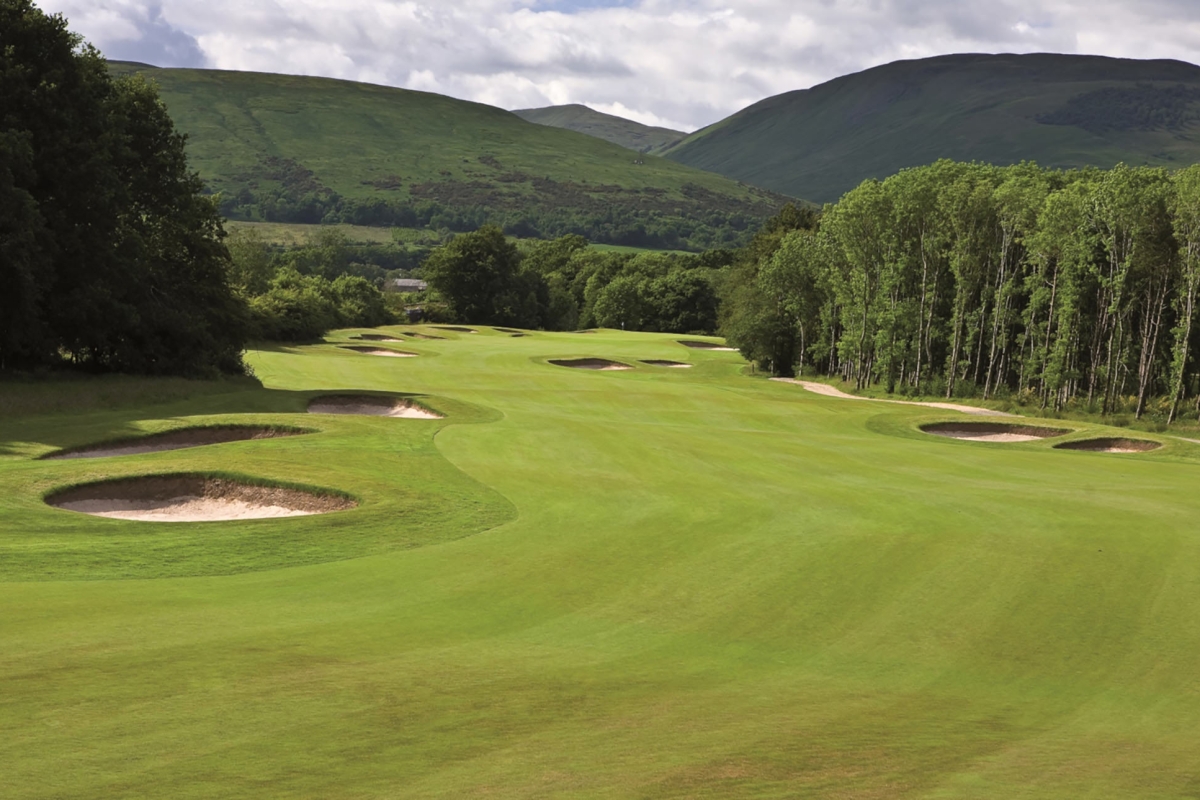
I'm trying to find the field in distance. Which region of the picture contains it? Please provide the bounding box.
[664,53,1200,202]
[4,328,1200,796]
[225,220,693,256]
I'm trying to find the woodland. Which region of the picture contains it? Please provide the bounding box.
[723,161,1200,421]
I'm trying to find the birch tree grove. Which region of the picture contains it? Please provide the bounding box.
[723,160,1200,419]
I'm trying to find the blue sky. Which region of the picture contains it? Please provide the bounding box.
[35,1,1200,130]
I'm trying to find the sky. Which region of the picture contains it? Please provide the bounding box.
[34,0,1200,132]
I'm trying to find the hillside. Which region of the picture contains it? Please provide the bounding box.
[663,53,1200,202]
[108,63,790,249]
[513,104,686,153]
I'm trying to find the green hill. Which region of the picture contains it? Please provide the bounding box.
[107,63,790,249]
[513,103,686,153]
[663,53,1200,202]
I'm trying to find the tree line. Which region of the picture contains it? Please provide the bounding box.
[419,226,729,334]
[226,229,394,342]
[723,161,1200,421]
[221,167,770,252]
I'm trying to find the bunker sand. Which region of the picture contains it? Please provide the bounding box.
[352,334,405,342]
[641,360,693,368]
[342,346,418,358]
[307,395,442,419]
[550,358,633,371]
[921,422,1070,442]
[773,378,1013,417]
[679,340,737,351]
[47,476,355,522]
[1056,437,1162,453]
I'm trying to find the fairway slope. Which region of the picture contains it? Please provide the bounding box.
[5,329,1200,797]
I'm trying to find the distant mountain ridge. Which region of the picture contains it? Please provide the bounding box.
[513,104,686,153]
[661,53,1200,202]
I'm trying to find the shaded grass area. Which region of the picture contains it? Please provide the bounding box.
[5,327,1200,797]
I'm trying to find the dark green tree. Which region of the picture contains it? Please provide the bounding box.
[422,225,531,325]
[0,0,247,375]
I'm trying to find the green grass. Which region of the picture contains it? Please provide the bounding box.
[5,326,1200,796]
[665,53,1200,202]
[513,104,686,154]
[107,63,787,222]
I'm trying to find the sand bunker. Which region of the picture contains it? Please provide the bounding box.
[433,326,477,333]
[307,395,443,419]
[47,475,355,522]
[1055,437,1162,454]
[44,426,305,460]
[678,340,737,351]
[405,332,445,340]
[342,346,418,358]
[352,334,405,342]
[921,422,1070,443]
[549,358,633,371]
[641,360,693,368]
[494,327,523,334]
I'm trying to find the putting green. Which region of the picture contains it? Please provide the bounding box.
[3,327,1199,798]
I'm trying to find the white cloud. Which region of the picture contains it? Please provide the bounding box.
[44,1,206,67]
[33,0,1200,130]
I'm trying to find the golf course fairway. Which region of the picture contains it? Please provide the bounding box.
[4,327,1200,798]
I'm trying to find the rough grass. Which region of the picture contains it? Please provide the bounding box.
[4,325,1200,797]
